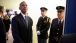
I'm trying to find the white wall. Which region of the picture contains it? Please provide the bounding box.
[0,0,66,43]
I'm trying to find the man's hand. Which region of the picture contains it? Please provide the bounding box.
[37,31,41,35]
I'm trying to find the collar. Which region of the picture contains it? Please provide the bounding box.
[58,18,64,23]
[21,12,27,19]
[42,16,46,19]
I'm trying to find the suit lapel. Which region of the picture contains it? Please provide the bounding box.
[54,18,58,25]
[55,18,59,29]
[19,13,28,30]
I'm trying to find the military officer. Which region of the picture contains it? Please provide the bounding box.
[36,7,51,43]
[48,6,65,43]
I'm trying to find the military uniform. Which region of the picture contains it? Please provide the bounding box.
[48,6,65,43]
[36,7,51,43]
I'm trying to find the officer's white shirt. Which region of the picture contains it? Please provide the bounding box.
[42,16,46,18]
[58,18,64,24]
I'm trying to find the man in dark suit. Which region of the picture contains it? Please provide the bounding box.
[0,6,6,43]
[59,33,76,43]
[36,7,51,43]
[48,6,65,43]
[12,1,33,43]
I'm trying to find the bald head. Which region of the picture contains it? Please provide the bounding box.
[19,1,28,14]
[19,1,27,7]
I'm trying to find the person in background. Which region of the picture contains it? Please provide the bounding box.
[0,5,6,43]
[36,7,51,43]
[48,6,65,43]
[3,14,10,40]
[14,11,18,16]
[6,9,10,17]
[10,14,15,23]
[12,1,33,43]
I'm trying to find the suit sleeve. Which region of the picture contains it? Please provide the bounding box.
[29,18,33,42]
[0,19,6,43]
[12,17,24,43]
[40,18,51,33]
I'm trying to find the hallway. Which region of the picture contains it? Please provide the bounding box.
[6,28,13,43]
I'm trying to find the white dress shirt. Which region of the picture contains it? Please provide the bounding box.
[21,12,28,19]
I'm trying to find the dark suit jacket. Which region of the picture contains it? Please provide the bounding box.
[59,33,76,43]
[12,13,33,43]
[36,16,51,39]
[0,18,6,43]
[48,18,64,43]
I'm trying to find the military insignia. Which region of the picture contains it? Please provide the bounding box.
[49,18,51,23]
[44,20,47,23]
[47,17,51,23]
[44,18,48,23]
[47,18,48,22]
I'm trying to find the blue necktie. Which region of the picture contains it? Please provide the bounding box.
[25,16,28,28]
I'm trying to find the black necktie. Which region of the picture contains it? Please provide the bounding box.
[25,16,28,28]
[58,20,62,28]
[59,20,61,24]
